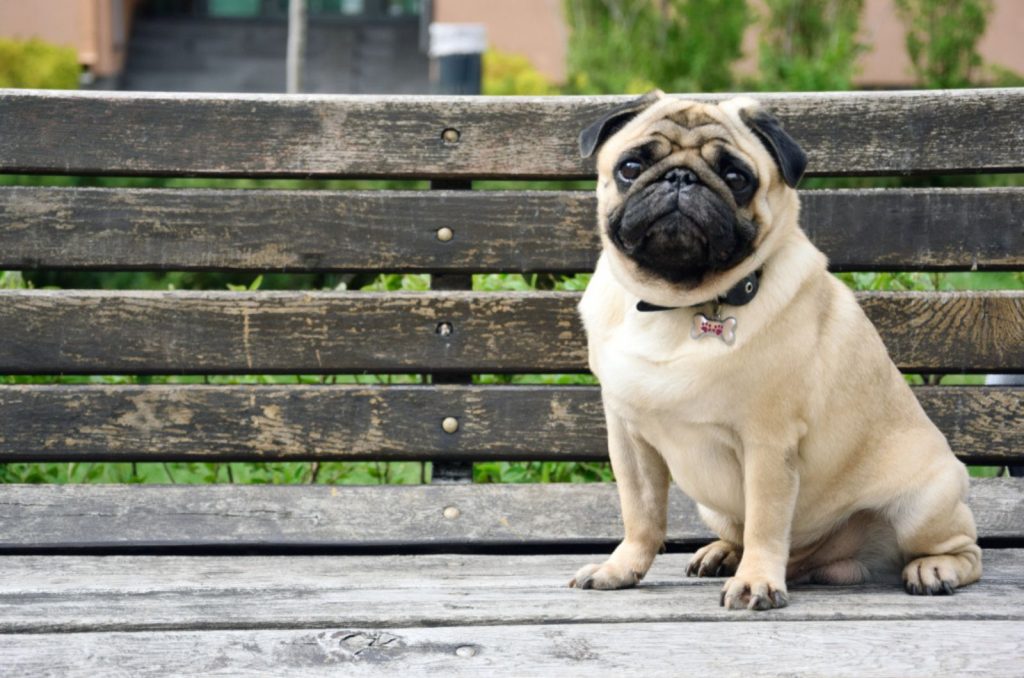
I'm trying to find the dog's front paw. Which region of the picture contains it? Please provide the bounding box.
[720,573,789,611]
[687,540,741,578]
[569,561,641,590]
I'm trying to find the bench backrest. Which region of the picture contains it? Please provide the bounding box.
[0,88,1021,553]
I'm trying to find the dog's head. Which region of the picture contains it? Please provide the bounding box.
[580,92,807,306]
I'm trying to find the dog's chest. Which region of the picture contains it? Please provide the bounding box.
[594,311,743,425]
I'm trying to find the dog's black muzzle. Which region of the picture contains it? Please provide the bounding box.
[611,167,754,284]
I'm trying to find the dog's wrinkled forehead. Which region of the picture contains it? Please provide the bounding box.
[580,93,807,189]
[628,107,732,155]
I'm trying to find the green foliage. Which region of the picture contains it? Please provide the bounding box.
[563,0,750,93]
[757,0,866,91]
[0,461,428,485]
[895,0,992,88]
[483,50,557,95]
[0,38,79,89]
[0,271,30,289]
[475,461,612,483]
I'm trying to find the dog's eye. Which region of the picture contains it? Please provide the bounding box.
[617,160,644,183]
[723,169,749,192]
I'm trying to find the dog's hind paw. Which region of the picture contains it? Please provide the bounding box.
[903,555,963,595]
[687,540,741,578]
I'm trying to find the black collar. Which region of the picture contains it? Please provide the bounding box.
[636,270,761,313]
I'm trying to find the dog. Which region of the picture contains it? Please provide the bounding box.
[568,91,981,610]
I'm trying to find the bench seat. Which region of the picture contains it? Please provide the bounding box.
[1,550,1022,675]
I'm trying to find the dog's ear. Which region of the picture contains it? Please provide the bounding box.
[739,107,807,188]
[578,90,663,159]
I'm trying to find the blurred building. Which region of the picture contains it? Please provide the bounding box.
[0,0,1021,91]
[0,0,430,92]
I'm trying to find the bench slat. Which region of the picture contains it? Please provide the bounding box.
[2,186,1021,273]
[0,385,1019,464]
[0,479,1017,551]
[1,619,1020,676]
[1,89,1022,178]
[1,553,1021,632]
[1,290,1021,374]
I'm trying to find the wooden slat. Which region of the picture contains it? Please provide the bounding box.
[1,89,1022,178]
[0,385,1018,464]
[1,620,1020,676]
[0,290,1020,374]
[2,186,1022,273]
[0,552,1021,630]
[0,479,1017,550]
[0,551,1021,632]
[800,187,1024,271]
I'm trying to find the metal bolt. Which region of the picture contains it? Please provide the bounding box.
[441,128,461,144]
[436,227,454,242]
[442,416,460,434]
[436,321,453,336]
[443,506,461,520]
[455,645,477,658]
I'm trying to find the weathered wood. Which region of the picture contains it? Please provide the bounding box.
[0,479,1017,551]
[0,290,1020,374]
[1,89,1022,178]
[800,187,1024,271]
[0,551,1020,633]
[0,385,1018,464]
[2,186,1022,273]
[1,620,1020,677]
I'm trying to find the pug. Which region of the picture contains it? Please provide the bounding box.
[568,91,981,610]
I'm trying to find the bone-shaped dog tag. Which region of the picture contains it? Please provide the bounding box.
[691,313,737,345]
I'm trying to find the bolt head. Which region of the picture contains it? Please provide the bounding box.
[436,227,454,242]
[443,505,461,519]
[441,128,461,144]
[442,416,460,433]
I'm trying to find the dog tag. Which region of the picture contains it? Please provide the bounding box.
[691,313,737,345]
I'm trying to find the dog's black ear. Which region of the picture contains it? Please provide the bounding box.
[578,90,663,159]
[740,107,807,188]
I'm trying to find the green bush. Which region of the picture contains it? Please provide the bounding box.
[563,0,750,94]
[483,50,557,95]
[757,0,866,91]
[0,37,79,89]
[895,0,992,88]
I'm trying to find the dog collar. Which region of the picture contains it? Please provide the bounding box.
[636,269,761,313]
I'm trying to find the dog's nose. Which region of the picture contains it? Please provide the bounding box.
[665,167,699,186]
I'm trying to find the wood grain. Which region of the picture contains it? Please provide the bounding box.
[0,551,1020,632]
[1,89,1022,178]
[0,290,1020,374]
[0,385,1018,464]
[0,479,1017,551]
[1,620,1020,677]
[2,186,1021,273]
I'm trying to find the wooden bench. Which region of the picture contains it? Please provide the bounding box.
[0,88,1022,675]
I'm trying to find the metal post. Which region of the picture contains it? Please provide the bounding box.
[286,0,306,94]
[428,23,485,484]
[428,23,486,95]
